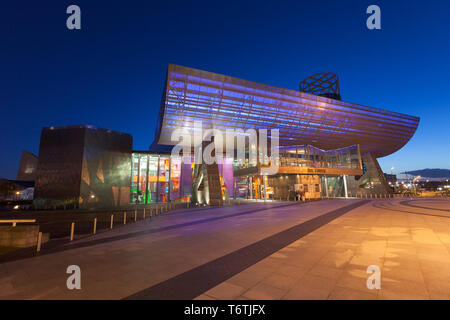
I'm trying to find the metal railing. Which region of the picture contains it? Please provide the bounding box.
[0,219,36,227]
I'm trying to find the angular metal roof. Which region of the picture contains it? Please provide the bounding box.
[155,64,419,158]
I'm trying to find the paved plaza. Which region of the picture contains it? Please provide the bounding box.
[0,198,449,300]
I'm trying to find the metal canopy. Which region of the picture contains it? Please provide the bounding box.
[155,64,419,158]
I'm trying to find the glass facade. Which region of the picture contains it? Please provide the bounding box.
[131,153,192,204]
[132,145,360,203]
[278,144,361,170]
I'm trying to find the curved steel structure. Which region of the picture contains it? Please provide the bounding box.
[155,64,419,158]
[299,72,341,100]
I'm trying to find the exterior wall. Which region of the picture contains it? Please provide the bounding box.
[79,127,132,208]
[267,174,321,200]
[16,150,38,181]
[34,127,85,208]
[351,152,393,196]
[192,158,234,205]
[0,225,49,248]
[34,126,132,209]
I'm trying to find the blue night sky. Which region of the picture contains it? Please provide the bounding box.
[1,0,449,179]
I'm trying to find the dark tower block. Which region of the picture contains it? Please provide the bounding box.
[34,125,132,209]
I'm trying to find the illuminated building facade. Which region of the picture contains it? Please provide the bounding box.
[31,64,420,207]
[144,64,419,204]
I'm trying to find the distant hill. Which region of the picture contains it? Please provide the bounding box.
[405,169,450,179]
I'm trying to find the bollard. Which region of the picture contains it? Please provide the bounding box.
[110,214,114,229]
[134,210,137,222]
[143,208,146,219]
[123,211,127,224]
[93,218,97,235]
[70,222,75,241]
[238,198,241,205]
[187,202,190,208]
[165,204,168,213]
[36,232,42,252]
[150,207,153,217]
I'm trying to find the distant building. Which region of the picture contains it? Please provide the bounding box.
[0,179,34,201]
[16,150,38,181]
[384,173,397,186]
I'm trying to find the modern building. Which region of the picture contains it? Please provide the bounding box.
[33,125,132,208]
[30,64,419,208]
